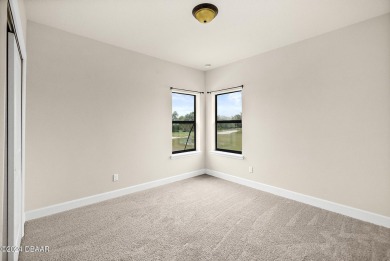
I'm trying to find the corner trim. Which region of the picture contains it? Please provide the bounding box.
[206,169,390,228]
[25,169,206,221]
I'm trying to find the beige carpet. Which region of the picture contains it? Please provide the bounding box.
[20,175,390,261]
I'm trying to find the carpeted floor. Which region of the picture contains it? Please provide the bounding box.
[20,175,390,261]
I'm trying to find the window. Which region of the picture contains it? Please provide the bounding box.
[215,91,242,154]
[172,92,196,154]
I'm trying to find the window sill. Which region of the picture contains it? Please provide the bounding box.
[170,151,201,160]
[210,151,244,160]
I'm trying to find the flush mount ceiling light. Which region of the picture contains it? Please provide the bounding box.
[192,3,218,24]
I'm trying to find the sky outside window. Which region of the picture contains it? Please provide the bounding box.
[172,93,194,119]
[217,92,242,120]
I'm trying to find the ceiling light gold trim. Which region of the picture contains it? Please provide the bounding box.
[192,3,218,24]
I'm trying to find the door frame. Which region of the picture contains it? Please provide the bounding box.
[7,31,23,261]
[7,0,27,254]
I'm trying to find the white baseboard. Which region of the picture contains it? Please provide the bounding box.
[206,169,390,228]
[26,168,390,228]
[26,169,206,221]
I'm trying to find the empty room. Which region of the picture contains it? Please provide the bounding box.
[1,0,390,260]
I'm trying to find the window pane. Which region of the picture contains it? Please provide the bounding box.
[216,92,242,120]
[216,123,242,152]
[172,123,195,152]
[172,93,195,121]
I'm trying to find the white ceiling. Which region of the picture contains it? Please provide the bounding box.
[25,0,390,70]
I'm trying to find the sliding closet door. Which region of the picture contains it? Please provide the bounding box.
[8,32,23,261]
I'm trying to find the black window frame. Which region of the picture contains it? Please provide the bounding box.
[215,90,242,154]
[172,92,196,154]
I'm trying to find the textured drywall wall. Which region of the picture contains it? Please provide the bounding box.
[26,22,205,211]
[206,14,390,217]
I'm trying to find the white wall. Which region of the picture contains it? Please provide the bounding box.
[17,0,27,43]
[206,14,390,217]
[26,14,390,219]
[26,22,205,211]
